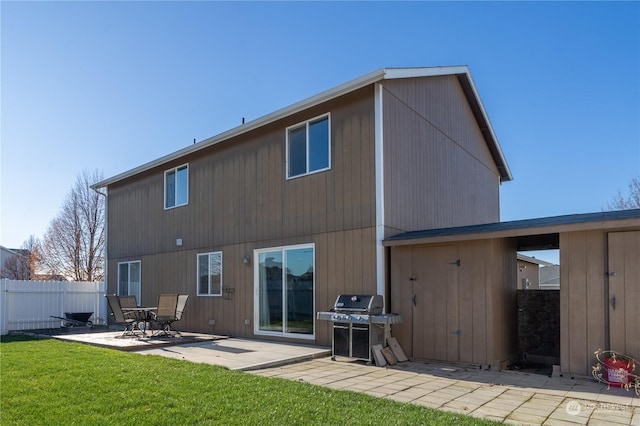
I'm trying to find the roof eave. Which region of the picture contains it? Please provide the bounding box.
[92,67,387,189]
[93,66,512,188]
[384,67,512,182]
[455,73,513,182]
[383,210,640,247]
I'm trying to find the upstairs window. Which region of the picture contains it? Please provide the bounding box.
[286,114,330,179]
[165,164,189,209]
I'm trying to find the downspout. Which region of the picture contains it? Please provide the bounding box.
[92,186,107,325]
[374,82,386,308]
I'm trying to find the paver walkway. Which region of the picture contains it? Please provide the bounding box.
[252,358,640,425]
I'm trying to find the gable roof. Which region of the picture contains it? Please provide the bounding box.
[0,246,28,257]
[94,66,512,189]
[384,209,640,246]
[517,253,555,267]
[540,265,560,285]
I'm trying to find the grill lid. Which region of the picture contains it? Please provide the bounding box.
[333,294,383,314]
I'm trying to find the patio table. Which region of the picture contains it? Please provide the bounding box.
[122,307,157,335]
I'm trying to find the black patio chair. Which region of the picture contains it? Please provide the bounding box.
[105,294,140,337]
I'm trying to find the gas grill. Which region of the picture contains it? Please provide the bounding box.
[317,294,402,363]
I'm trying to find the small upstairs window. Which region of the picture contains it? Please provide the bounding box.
[165,164,189,209]
[286,114,330,179]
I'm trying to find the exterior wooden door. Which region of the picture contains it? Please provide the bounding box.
[608,231,640,358]
[404,245,460,362]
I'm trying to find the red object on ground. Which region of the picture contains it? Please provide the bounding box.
[603,357,634,387]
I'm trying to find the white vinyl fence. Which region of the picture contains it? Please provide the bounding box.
[0,279,107,335]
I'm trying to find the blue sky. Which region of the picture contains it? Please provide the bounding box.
[2,1,639,264]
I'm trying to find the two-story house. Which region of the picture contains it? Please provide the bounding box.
[93,66,512,347]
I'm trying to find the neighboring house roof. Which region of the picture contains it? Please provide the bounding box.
[1,246,27,265]
[517,253,554,267]
[1,246,30,279]
[1,246,27,256]
[93,66,512,189]
[384,209,640,246]
[540,265,560,285]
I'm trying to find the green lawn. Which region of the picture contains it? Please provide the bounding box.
[1,335,498,425]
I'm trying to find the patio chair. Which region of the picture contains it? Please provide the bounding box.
[175,294,189,327]
[151,294,188,337]
[105,294,139,337]
[119,295,142,321]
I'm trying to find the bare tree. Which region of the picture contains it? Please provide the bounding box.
[41,170,105,281]
[1,250,30,280]
[1,236,41,280]
[608,176,640,210]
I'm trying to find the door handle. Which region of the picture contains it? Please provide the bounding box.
[413,295,417,306]
[611,295,616,310]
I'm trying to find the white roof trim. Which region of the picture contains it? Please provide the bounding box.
[383,66,470,79]
[458,69,512,180]
[94,66,510,188]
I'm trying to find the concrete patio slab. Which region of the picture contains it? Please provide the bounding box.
[53,330,221,351]
[51,330,330,371]
[136,338,331,371]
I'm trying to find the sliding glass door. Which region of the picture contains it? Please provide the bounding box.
[255,244,314,338]
[118,261,141,303]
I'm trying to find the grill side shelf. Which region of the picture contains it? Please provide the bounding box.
[370,314,403,324]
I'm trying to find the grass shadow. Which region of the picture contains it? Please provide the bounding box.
[1,333,50,343]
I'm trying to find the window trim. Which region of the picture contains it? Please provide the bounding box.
[117,260,141,302]
[164,163,189,210]
[285,113,331,180]
[197,251,223,297]
[253,243,315,340]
